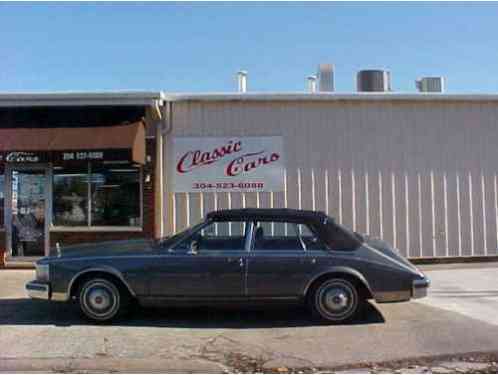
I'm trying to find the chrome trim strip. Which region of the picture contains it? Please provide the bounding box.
[412,277,430,299]
[51,292,69,302]
[25,281,50,300]
[375,290,411,303]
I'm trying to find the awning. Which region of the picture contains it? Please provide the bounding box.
[0,121,145,164]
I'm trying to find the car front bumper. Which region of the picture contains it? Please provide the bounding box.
[412,277,430,299]
[26,281,50,300]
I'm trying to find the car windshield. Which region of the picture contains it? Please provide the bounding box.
[159,220,207,248]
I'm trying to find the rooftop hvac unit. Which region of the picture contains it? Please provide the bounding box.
[416,77,445,93]
[317,64,334,92]
[357,70,392,92]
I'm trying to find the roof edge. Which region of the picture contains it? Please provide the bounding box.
[162,92,498,103]
[0,91,164,107]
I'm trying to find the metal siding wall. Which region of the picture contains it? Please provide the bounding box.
[164,100,498,258]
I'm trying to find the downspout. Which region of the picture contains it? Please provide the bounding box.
[161,101,174,237]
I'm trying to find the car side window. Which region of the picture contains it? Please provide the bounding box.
[253,221,324,251]
[172,221,246,252]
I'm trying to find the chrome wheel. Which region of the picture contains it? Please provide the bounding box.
[79,278,121,322]
[313,278,359,323]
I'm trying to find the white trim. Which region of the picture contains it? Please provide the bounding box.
[443,172,449,256]
[391,172,396,249]
[338,169,343,225]
[365,171,370,235]
[430,170,436,256]
[456,173,462,256]
[325,170,329,216]
[481,173,487,254]
[417,172,423,257]
[469,172,475,256]
[351,169,356,232]
[378,171,383,239]
[404,173,410,258]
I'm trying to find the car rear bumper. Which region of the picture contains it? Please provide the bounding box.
[412,277,430,299]
[26,281,50,300]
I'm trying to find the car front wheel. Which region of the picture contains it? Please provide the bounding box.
[309,278,363,324]
[79,278,124,322]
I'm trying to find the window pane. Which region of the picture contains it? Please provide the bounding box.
[253,221,324,251]
[90,164,141,226]
[174,221,246,251]
[254,221,304,251]
[296,224,324,250]
[0,174,4,227]
[53,166,89,226]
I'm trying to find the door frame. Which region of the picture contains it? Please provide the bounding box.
[5,163,52,261]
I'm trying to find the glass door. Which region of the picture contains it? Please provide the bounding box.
[6,166,50,258]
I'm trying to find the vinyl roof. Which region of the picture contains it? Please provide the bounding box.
[207,208,328,222]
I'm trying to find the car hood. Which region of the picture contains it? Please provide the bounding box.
[360,234,422,275]
[44,239,156,260]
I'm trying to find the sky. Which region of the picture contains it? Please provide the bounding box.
[1,2,498,93]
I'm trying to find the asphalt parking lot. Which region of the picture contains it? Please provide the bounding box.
[0,264,497,372]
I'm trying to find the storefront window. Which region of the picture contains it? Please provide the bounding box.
[53,166,89,226]
[52,163,141,228]
[0,174,4,228]
[90,165,141,227]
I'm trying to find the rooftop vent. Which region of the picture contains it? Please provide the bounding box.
[307,75,317,93]
[357,69,391,92]
[237,70,248,93]
[416,77,445,93]
[317,64,334,92]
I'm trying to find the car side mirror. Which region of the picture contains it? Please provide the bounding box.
[187,240,199,255]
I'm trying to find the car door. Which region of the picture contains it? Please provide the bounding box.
[246,220,322,297]
[148,220,249,298]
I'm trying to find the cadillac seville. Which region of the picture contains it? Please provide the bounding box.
[26,209,429,323]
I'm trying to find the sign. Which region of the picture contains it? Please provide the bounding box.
[0,149,134,165]
[172,136,285,192]
[0,152,42,163]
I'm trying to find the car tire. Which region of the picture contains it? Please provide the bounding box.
[309,278,364,324]
[78,278,127,323]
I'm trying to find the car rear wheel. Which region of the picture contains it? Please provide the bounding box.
[79,278,125,322]
[309,278,363,324]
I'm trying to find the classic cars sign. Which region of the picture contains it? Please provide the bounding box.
[172,136,285,192]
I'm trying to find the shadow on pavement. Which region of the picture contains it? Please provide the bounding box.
[0,298,385,328]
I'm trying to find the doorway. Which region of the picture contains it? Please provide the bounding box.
[5,165,51,259]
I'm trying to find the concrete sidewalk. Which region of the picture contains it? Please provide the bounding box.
[419,262,498,326]
[1,265,498,372]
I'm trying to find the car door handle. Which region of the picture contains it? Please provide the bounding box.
[301,258,317,264]
[227,257,244,267]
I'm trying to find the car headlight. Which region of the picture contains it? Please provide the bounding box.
[36,263,50,282]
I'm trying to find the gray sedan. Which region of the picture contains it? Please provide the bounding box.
[26,208,429,323]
